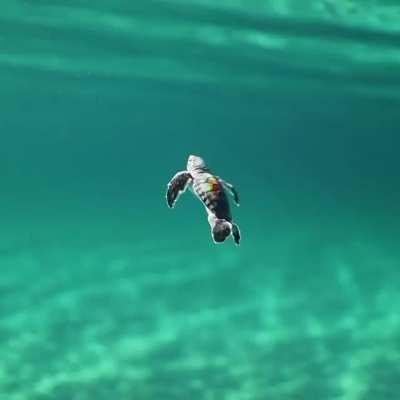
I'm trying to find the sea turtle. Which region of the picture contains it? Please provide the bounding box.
[166,155,241,245]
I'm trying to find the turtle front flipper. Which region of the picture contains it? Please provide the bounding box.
[218,178,239,206]
[166,171,192,208]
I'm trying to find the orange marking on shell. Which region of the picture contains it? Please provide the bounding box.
[207,177,220,192]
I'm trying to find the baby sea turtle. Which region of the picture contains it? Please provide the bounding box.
[166,155,241,245]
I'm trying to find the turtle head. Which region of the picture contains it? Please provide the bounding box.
[212,220,232,243]
[187,154,206,173]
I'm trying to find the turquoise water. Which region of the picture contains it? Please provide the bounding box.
[1,1,400,399]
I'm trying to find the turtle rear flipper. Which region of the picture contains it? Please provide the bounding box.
[212,221,232,243]
[208,213,231,244]
[166,171,192,208]
[232,223,241,245]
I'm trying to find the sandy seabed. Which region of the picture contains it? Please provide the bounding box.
[0,216,399,400]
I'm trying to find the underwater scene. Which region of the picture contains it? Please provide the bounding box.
[1,1,399,399]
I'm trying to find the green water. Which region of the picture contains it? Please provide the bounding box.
[1,1,400,399]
